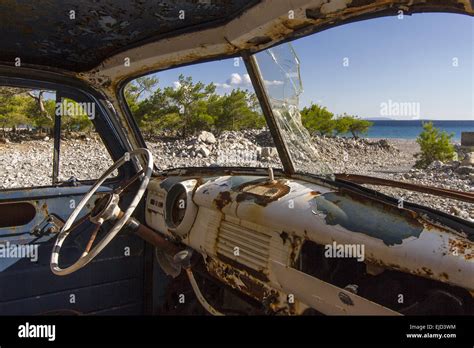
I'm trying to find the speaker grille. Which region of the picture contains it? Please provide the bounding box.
[216,220,272,271]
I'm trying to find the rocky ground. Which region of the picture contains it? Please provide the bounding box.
[0,129,472,221]
[0,136,114,187]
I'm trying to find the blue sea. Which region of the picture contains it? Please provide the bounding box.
[364,120,474,141]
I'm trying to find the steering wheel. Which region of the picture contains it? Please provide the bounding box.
[50,148,153,276]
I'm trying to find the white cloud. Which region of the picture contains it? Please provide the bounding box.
[227,73,242,85]
[264,80,284,86]
[215,72,253,91]
[172,81,181,90]
[214,82,232,89]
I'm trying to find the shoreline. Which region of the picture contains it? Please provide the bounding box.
[367,136,461,143]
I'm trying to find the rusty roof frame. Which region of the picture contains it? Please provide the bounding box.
[0,0,261,72]
[77,0,474,92]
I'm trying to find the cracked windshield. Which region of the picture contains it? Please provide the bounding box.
[126,13,473,222]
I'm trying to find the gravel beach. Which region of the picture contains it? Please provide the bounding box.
[1,130,472,221]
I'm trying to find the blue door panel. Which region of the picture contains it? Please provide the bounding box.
[0,185,146,315]
[0,278,143,315]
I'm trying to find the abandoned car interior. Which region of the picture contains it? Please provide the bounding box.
[0,1,473,341]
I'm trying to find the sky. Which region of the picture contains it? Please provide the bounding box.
[142,13,473,121]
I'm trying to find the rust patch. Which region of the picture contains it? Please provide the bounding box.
[439,272,449,281]
[41,202,49,215]
[206,260,240,290]
[282,19,311,31]
[306,7,323,20]
[235,179,290,207]
[247,36,272,45]
[206,257,269,302]
[280,231,289,245]
[191,177,204,196]
[365,257,409,274]
[421,267,433,276]
[288,233,303,266]
[214,191,233,211]
[216,252,269,282]
[448,238,474,260]
[348,0,377,8]
[238,273,267,301]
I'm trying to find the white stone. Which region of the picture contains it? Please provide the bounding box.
[461,152,474,166]
[197,131,216,144]
[197,145,211,158]
[261,147,278,158]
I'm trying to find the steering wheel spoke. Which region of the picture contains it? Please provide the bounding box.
[82,223,102,257]
[114,169,144,195]
[51,149,153,276]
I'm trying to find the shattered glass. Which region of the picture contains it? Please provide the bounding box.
[254,44,334,178]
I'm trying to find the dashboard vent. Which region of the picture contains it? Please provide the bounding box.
[216,220,271,272]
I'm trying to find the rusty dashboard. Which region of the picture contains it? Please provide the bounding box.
[144,174,474,315]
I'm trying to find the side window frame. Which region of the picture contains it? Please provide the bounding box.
[0,75,130,191]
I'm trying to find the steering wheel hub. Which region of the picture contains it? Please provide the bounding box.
[90,193,121,225]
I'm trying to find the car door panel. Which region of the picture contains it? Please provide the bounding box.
[0,185,146,315]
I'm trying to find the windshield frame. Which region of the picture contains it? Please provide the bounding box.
[242,52,295,174]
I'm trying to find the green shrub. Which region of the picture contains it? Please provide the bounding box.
[333,115,351,135]
[346,117,372,138]
[333,114,372,138]
[301,104,335,136]
[415,122,455,168]
[300,105,373,138]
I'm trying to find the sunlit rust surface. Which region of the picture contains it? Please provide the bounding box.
[235,179,291,207]
[449,238,474,261]
[214,191,233,211]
